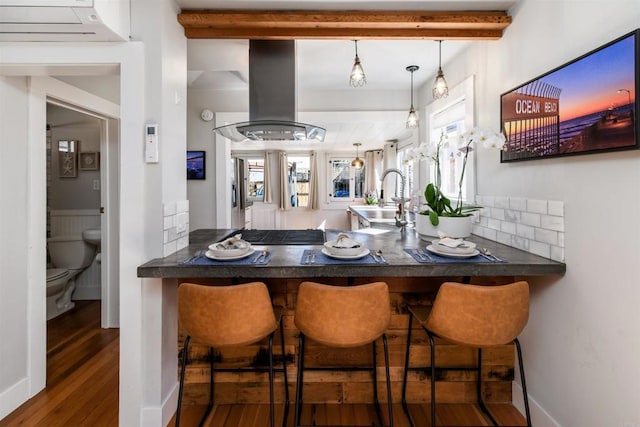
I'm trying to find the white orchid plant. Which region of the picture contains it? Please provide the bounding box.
[405,127,507,226]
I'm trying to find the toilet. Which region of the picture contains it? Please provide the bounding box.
[46,234,96,320]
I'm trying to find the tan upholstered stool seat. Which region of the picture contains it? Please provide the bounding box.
[402,281,532,427]
[176,282,289,427]
[294,281,394,427]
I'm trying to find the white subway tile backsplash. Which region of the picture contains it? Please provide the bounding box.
[529,241,550,258]
[516,223,535,239]
[483,228,497,241]
[162,200,190,255]
[177,200,190,213]
[476,195,565,261]
[521,212,541,227]
[163,202,177,216]
[494,196,509,208]
[527,199,547,214]
[541,214,564,232]
[488,218,502,231]
[497,231,512,245]
[548,200,564,217]
[491,208,505,221]
[535,228,558,245]
[509,197,527,211]
[504,209,520,222]
[550,246,564,262]
[482,196,495,207]
[501,221,516,234]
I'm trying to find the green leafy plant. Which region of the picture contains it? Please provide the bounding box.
[408,127,506,226]
[421,182,481,226]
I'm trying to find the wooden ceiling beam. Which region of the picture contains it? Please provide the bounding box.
[178,10,512,40]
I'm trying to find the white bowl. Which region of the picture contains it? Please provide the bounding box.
[208,235,252,257]
[323,233,364,256]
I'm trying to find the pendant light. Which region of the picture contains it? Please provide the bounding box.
[349,40,366,87]
[351,143,364,169]
[406,65,419,129]
[432,40,449,99]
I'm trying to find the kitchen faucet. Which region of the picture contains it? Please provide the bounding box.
[380,168,409,232]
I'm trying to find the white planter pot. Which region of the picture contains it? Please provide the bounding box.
[415,214,472,239]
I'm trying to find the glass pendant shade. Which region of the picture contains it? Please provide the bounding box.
[433,69,449,99]
[432,41,449,99]
[405,65,419,129]
[349,41,366,87]
[351,143,364,168]
[406,106,419,129]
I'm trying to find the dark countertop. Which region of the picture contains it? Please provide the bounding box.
[137,229,566,279]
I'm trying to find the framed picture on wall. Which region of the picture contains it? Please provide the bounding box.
[58,140,78,178]
[500,29,639,162]
[187,150,206,180]
[79,152,99,171]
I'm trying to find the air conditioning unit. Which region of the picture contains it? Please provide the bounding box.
[0,0,130,41]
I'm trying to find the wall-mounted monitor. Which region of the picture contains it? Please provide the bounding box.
[500,29,639,162]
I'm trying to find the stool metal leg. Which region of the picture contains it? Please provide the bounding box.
[372,339,383,424]
[401,313,414,427]
[279,316,290,427]
[176,335,190,427]
[197,347,215,427]
[427,330,436,427]
[382,334,393,427]
[514,338,532,427]
[269,333,275,427]
[477,348,499,426]
[294,333,305,427]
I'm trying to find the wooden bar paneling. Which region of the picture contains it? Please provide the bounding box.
[178,276,518,405]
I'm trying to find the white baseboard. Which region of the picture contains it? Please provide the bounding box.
[72,287,101,300]
[0,377,29,420]
[513,381,562,427]
[140,381,178,427]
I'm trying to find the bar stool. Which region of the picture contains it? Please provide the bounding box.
[293,281,393,427]
[176,281,289,427]
[401,281,532,427]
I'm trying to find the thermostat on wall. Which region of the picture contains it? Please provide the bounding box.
[145,124,159,163]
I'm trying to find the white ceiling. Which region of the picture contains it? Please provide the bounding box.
[178,0,517,151]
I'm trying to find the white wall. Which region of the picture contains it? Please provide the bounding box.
[0,76,39,419]
[443,1,640,425]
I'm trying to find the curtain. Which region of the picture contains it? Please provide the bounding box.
[308,151,319,209]
[263,151,273,203]
[278,151,292,211]
[363,149,383,197]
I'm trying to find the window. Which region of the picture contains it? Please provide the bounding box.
[288,155,310,207]
[328,157,364,201]
[397,148,414,202]
[431,120,467,201]
[246,157,264,200]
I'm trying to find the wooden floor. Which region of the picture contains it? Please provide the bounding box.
[1,301,527,427]
[0,301,119,427]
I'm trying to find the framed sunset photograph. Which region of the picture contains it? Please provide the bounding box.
[500,29,639,162]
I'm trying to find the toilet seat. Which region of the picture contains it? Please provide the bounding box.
[47,268,69,282]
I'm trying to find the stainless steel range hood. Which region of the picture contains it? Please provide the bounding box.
[213,40,326,142]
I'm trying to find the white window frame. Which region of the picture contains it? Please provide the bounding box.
[326,154,365,203]
[287,153,311,209]
[422,75,476,207]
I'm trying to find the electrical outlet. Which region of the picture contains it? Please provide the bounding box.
[93,180,100,190]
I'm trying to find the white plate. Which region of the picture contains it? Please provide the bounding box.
[205,248,254,261]
[430,239,477,255]
[426,245,480,259]
[321,246,370,260]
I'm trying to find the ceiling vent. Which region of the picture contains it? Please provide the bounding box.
[213,40,326,143]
